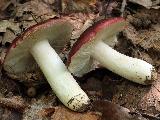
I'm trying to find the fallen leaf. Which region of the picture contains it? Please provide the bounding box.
[2,29,16,45]
[138,74,160,114]
[92,100,148,120]
[72,19,93,39]
[63,0,97,13]
[51,106,101,120]
[129,0,160,9]
[43,0,55,4]
[112,74,160,115]
[0,36,2,44]
[73,0,97,6]
[0,108,22,120]
[23,95,57,120]
[93,100,132,120]
[0,96,28,112]
[16,0,54,20]
[124,10,160,52]
[37,107,55,117]
[0,20,20,34]
[0,0,12,11]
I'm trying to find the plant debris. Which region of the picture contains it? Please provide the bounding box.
[129,0,160,9]
[0,96,28,112]
[0,0,160,119]
[51,106,101,120]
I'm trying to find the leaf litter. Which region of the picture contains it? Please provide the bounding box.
[0,0,160,120]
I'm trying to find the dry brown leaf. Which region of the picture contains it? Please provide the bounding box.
[16,0,55,21]
[129,0,152,8]
[63,0,97,13]
[112,74,160,115]
[124,11,160,53]
[51,106,101,120]
[0,108,22,120]
[2,29,16,44]
[64,0,97,6]
[23,95,56,120]
[125,24,160,52]
[129,0,160,9]
[0,20,20,33]
[63,13,96,40]
[37,108,55,117]
[43,0,55,4]
[72,0,97,6]
[93,100,133,120]
[0,96,27,112]
[0,0,12,11]
[138,74,160,113]
[0,36,2,44]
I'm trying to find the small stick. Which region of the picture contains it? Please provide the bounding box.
[0,96,28,112]
[105,0,111,18]
[120,0,127,17]
[55,0,62,13]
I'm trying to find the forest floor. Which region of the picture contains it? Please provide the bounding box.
[0,0,160,120]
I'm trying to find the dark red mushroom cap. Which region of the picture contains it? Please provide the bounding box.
[3,18,73,74]
[68,17,126,77]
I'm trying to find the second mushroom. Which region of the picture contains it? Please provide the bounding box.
[68,17,157,85]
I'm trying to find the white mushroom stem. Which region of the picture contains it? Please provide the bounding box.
[30,40,90,111]
[91,40,155,84]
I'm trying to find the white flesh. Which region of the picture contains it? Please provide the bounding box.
[92,40,154,84]
[30,40,90,111]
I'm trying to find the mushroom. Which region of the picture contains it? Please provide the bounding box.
[3,18,90,111]
[68,17,157,85]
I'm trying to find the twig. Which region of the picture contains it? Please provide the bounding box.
[120,0,127,17]
[0,96,28,112]
[55,0,62,13]
[105,0,111,18]
[130,111,160,120]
